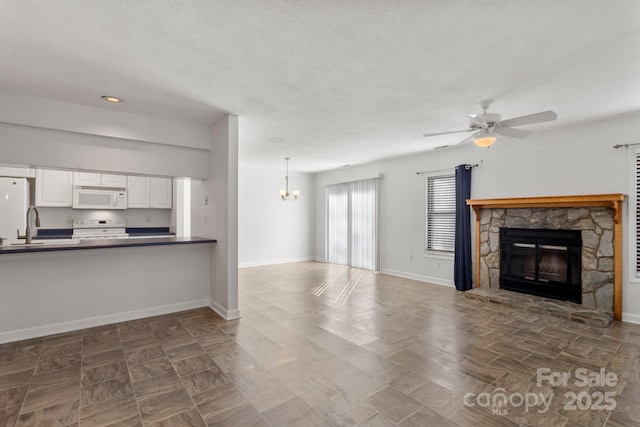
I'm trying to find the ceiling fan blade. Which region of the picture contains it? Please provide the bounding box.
[466,113,486,127]
[497,110,557,128]
[493,126,533,139]
[423,129,474,138]
[455,134,476,146]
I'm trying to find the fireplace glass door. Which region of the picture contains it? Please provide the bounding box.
[509,243,536,280]
[499,228,582,303]
[538,245,568,283]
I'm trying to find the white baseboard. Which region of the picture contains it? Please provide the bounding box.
[381,268,455,288]
[209,300,240,320]
[313,256,326,262]
[0,299,210,344]
[239,257,314,268]
[622,312,640,325]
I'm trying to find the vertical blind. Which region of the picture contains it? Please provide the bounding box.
[636,151,640,275]
[327,183,350,266]
[326,178,380,270]
[425,173,456,252]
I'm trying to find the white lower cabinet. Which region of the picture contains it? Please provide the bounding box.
[127,176,172,209]
[35,169,73,207]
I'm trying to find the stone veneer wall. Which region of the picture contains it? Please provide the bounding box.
[479,207,614,313]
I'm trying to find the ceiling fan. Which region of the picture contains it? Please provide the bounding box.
[423,100,557,148]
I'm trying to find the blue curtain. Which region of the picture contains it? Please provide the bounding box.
[454,164,473,291]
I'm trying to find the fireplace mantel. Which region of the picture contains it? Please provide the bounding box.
[466,194,625,320]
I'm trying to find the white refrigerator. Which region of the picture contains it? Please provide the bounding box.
[0,177,29,244]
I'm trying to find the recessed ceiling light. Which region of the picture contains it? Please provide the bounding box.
[101,96,122,103]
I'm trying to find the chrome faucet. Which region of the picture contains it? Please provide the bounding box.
[17,206,41,244]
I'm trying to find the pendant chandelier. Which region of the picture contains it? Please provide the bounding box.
[280,157,300,201]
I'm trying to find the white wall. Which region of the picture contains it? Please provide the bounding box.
[315,163,455,285]
[314,111,640,321]
[0,91,210,178]
[194,115,239,320]
[238,162,314,267]
[0,90,212,150]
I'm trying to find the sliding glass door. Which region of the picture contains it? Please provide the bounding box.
[326,178,380,270]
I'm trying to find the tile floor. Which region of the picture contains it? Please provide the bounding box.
[1,261,640,426]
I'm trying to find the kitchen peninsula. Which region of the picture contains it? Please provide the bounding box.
[0,236,218,344]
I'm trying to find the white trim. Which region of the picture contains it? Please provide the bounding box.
[314,256,327,262]
[238,256,314,268]
[209,300,240,320]
[622,312,640,325]
[0,299,209,344]
[381,268,455,288]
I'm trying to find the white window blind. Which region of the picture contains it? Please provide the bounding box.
[350,179,379,270]
[327,183,350,266]
[425,173,456,253]
[636,151,640,275]
[326,178,380,270]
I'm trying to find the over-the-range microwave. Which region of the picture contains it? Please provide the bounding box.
[73,186,127,209]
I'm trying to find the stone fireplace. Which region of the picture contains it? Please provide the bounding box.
[467,194,624,323]
[482,208,611,311]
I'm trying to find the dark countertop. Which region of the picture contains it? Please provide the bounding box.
[0,236,216,254]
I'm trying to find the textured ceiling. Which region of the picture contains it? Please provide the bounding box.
[1,1,639,172]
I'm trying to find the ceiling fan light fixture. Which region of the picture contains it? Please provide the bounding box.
[473,132,497,148]
[423,100,557,148]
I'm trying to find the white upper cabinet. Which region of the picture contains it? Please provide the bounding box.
[0,166,35,178]
[35,169,73,207]
[101,174,127,187]
[73,172,101,186]
[127,176,151,208]
[127,176,172,209]
[74,172,127,187]
[150,177,172,209]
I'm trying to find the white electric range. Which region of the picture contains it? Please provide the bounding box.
[72,218,129,239]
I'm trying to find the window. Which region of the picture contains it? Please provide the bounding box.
[635,149,640,276]
[425,173,455,253]
[326,178,380,270]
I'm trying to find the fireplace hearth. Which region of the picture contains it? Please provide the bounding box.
[500,228,582,303]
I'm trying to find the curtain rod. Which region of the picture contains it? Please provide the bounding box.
[613,143,640,149]
[416,163,479,175]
